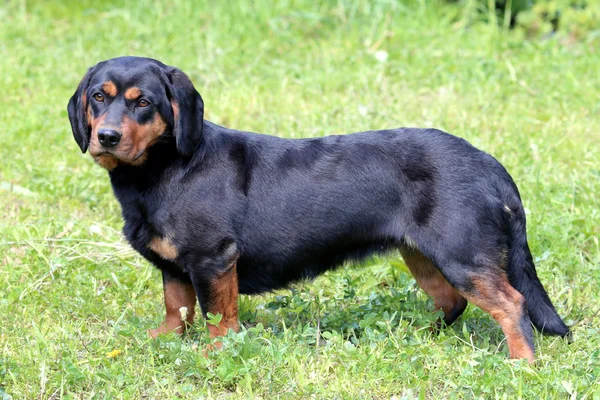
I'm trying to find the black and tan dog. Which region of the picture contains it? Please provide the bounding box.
[68,56,568,362]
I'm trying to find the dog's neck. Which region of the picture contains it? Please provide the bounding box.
[108,141,179,189]
[106,125,215,200]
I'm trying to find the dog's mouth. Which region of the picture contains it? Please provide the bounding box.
[91,148,147,169]
[91,146,145,161]
[90,150,111,157]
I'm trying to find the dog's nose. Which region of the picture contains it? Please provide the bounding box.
[97,129,122,148]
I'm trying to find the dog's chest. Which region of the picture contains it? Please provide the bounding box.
[115,183,177,253]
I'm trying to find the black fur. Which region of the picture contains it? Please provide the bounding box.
[159,66,205,157]
[506,200,570,336]
[68,66,94,153]
[68,56,569,358]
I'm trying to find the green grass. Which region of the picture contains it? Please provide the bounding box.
[1,0,599,398]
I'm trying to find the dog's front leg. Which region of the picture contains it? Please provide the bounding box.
[148,270,197,338]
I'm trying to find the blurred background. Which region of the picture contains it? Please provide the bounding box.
[1,0,599,398]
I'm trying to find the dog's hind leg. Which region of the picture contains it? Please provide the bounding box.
[400,247,467,326]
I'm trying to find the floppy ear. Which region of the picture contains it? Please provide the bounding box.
[163,67,204,157]
[67,67,94,153]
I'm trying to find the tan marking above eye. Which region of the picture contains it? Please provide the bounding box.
[124,87,142,100]
[101,81,118,97]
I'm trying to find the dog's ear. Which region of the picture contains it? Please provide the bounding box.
[67,67,95,153]
[162,66,204,157]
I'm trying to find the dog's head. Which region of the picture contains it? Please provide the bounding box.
[67,56,203,170]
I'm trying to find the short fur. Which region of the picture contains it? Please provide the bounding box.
[68,56,569,362]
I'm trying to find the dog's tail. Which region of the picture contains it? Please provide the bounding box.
[505,202,570,337]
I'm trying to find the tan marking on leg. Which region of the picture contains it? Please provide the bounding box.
[400,247,466,324]
[102,81,118,97]
[206,262,239,349]
[124,87,142,100]
[149,236,178,260]
[149,281,196,338]
[461,276,535,362]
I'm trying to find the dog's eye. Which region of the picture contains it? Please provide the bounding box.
[138,99,150,107]
[93,93,104,102]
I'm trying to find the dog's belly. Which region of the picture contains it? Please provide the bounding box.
[235,229,395,295]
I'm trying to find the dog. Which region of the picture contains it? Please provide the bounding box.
[67,56,569,362]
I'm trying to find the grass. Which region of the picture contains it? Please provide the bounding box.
[1,0,599,398]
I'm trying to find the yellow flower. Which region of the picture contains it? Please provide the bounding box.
[105,349,122,358]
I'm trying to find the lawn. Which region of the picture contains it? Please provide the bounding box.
[1,0,599,398]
